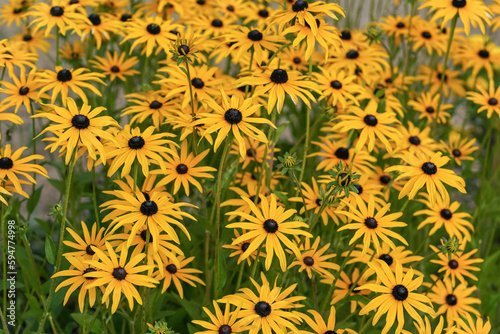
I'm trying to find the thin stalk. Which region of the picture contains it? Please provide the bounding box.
[56,27,61,67]
[84,304,103,334]
[1,202,5,324]
[245,49,254,98]
[37,151,77,334]
[213,138,232,298]
[312,275,319,311]
[235,263,245,291]
[297,107,310,195]
[183,59,199,155]
[0,307,9,333]
[433,14,458,132]
[92,165,101,229]
[401,1,416,86]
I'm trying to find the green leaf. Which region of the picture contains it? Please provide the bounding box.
[71,313,103,333]
[45,234,56,265]
[273,121,290,143]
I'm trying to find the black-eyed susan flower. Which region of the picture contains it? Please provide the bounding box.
[225,25,283,64]
[154,255,204,298]
[386,152,466,205]
[81,12,120,49]
[222,272,305,334]
[34,98,119,165]
[121,91,177,130]
[0,67,49,114]
[417,64,466,97]
[333,100,401,153]
[106,125,177,178]
[313,67,364,107]
[229,137,276,170]
[415,195,473,242]
[410,17,447,56]
[329,46,388,75]
[426,276,480,326]
[0,41,38,76]
[193,89,274,158]
[0,144,47,198]
[454,313,491,334]
[288,236,339,278]
[121,16,179,56]
[90,51,139,82]
[192,301,252,334]
[60,40,85,61]
[404,316,445,334]
[226,193,312,271]
[379,15,410,45]
[443,132,478,166]
[359,260,436,334]
[299,306,357,334]
[467,82,500,118]
[336,195,407,254]
[0,0,28,27]
[223,229,267,266]
[102,190,195,251]
[408,92,453,124]
[52,255,103,313]
[456,39,500,79]
[237,67,320,114]
[12,28,52,54]
[430,245,482,286]
[36,66,106,106]
[29,0,86,36]
[321,268,374,313]
[84,242,159,313]
[152,141,216,196]
[289,177,344,226]
[419,0,491,36]
[395,122,437,157]
[222,183,271,221]
[271,0,344,36]
[282,18,343,61]
[63,221,108,260]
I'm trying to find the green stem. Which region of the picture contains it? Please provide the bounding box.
[183,59,199,155]
[84,304,103,334]
[0,306,9,333]
[213,138,232,298]
[297,107,310,196]
[235,263,245,291]
[92,165,101,229]
[56,26,60,67]
[245,49,254,98]
[37,151,76,334]
[433,14,458,132]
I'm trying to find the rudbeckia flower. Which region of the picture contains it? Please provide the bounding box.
[359,260,435,334]
[288,236,339,279]
[152,140,216,196]
[0,67,49,114]
[121,91,176,130]
[395,122,437,157]
[226,193,312,271]
[106,125,177,178]
[12,28,52,54]
[36,66,106,106]
[223,229,267,266]
[81,12,120,49]
[238,67,320,114]
[193,89,275,158]
[456,39,500,79]
[454,313,492,334]
[192,301,252,334]
[336,195,408,255]
[90,51,139,82]
[33,98,120,165]
[426,276,480,326]
[419,0,491,36]
[153,255,205,298]
[52,256,103,313]
[408,92,453,124]
[313,67,364,107]
[28,0,87,36]
[63,221,109,260]
[225,25,283,64]
[386,151,466,205]
[416,64,466,97]
[415,195,473,242]
[333,100,401,153]
[430,244,483,286]
[442,132,478,166]
[0,144,48,198]
[466,81,500,118]
[84,242,159,313]
[222,272,305,334]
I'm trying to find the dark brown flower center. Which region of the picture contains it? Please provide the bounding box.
[354,184,363,194]
[23,34,32,42]
[380,175,391,184]
[330,80,342,89]
[166,264,177,274]
[396,22,405,28]
[363,114,378,126]
[440,209,452,220]
[340,30,351,40]
[392,284,408,301]
[191,78,204,88]
[338,172,351,186]
[488,98,498,106]
[218,325,232,334]
[241,242,250,252]
[452,0,466,8]
[448,259,459,269]
[478,49,489,58]
[346,50,359,59]
[50,6,64,17]
[71,115,90,129]
[421,31,431,39]
[334,147,349,160]
[226,5,234,11]
[146,23,161,35]
[0,157,13,170]
[88,13,101,25]
[178,45,190,55]
[292,0,308,12]
[409,136,421,145]
[149,100,162,109]
[112,267,127,280]
[263,219,278,233]
[18,86,29,95]
[128,136,145,149]
[422,162,437,175]
[140,200,158,216]
[293,57,301,64]
[248,30,263,41]
[110,65,120,73]
[364,217,378,229]
[120,13,132,22]
[85,244,96,255]
[303,256,314,266]
[140,230,153,243]
[452,149,462,157]
[258,9,269,17]
[379,254,393,266]
[270,69,288,84]
[254,301,271,317]
[176,163,188,174]
[57,69,72,82]
[446,294,457,305]
[211,19,223,27]
[83,267,96,279]
[426,106,435,114]
[224,108,243,124]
